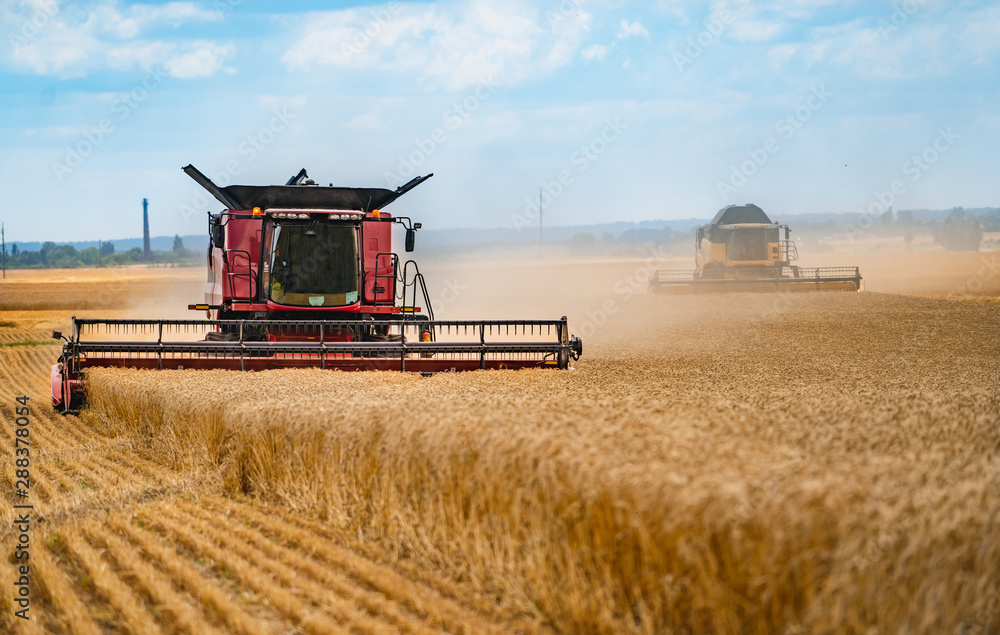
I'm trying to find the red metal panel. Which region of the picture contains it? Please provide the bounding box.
[51,363,83,409]
[362,220,393,304]
[50,363,63,408]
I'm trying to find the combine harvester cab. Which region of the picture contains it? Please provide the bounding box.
[51,166,582,413]
[649,204,863,294]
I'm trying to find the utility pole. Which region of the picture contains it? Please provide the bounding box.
[2,223,5,279]
[539,188,543,258]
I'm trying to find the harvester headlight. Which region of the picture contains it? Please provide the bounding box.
[296,213,310,219]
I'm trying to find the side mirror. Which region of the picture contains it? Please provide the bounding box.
[212,224,225,248]
[784,227,791,240]
[696,227,704,243]
[405,228,416,252]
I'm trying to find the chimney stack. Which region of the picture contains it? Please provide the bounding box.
[142,198,150,259]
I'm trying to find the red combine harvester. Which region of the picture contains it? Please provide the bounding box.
[51,165,582,413]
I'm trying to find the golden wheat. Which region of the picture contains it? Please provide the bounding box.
[2,258,998,634]
[74,290,1000,634]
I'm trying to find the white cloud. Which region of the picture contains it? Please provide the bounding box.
[654,0,688,23]
[581,44,608,62]
[729,20,784,43]
[744,0,843,22]
[281,0,593,90]
[617,19,649,40]
[766,43,800,70]
[103,41,177,71]
[257,94,308,109]
[1,1,231,77]
[805,20,953,79]
[21,125,88,138]
[89,2,220,38]
[956,5,1000,65]
[342,113,388,131]
[163,42,235,78]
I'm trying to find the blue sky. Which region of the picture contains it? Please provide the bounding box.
[1,0,997,242]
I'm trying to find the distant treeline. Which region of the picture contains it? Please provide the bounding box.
[2,236,199,269]
[567,208,998,255]
[793,207,996,251]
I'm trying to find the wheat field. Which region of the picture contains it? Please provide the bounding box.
[0,256,998,633]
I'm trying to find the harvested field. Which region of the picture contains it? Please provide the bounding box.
[0,267,203,313]
[0,254,998,633]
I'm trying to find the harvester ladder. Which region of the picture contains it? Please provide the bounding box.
[223,248,257,302]
[781,240,799,263]
[371,252,399,306]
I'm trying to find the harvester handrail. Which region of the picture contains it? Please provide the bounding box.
[399,260,435,321]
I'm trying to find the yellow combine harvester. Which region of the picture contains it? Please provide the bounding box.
[650,204,863,293]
